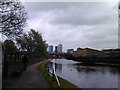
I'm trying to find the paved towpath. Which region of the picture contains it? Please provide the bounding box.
[3,59,51,88]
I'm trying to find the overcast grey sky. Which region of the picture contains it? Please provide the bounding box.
[21,2,118,52]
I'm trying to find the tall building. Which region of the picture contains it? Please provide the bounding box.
[57,43,63,53]
[73,48,102,57]
[55,46,58,53]
[48,45,53,54]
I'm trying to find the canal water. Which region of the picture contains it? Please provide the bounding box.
[48,59,119,88]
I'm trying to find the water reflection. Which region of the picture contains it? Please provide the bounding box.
[109,67,119,75]
[55,63,62,73]
[73,63,120,75]
[76,66,96,74]
[47,61,62,74]
[48,59,119,88]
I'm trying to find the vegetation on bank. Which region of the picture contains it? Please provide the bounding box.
[65,54,120,66]
[38,60,80,89]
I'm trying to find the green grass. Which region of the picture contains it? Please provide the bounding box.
[38,60,81,89]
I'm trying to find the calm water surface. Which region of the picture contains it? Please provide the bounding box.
[48,59,119,88]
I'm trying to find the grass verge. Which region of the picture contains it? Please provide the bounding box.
[38,60,81,89]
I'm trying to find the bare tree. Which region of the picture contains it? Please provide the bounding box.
[0,0,27,39]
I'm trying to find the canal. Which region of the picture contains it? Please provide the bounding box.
[48,59,120,88]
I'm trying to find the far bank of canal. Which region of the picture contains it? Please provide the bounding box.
[47,59,120,88]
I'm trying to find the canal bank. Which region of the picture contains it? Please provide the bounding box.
[38,59,80,89]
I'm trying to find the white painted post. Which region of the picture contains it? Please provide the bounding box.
[52,59,60,87]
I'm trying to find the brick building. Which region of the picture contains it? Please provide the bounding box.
[73,48,102,57]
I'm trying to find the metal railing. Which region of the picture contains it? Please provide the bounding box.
[47,59,60,87]
[52,61,60,87]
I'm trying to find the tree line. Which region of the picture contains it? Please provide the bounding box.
[0,0,48,59]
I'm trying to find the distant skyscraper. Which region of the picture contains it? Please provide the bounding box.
[55,46,58,53]
[48,45,53,54]
[67,49,74,54]
[57,43,63,53]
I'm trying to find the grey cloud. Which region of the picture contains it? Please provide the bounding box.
[23,2,117,26]
[87,38,118,49]
[49,3,117,26]
[23,2,72,13]
[21,2,118,51]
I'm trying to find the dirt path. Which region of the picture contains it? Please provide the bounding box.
[3,59,51,88]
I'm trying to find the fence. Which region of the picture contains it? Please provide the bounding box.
[3,52,24,78]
